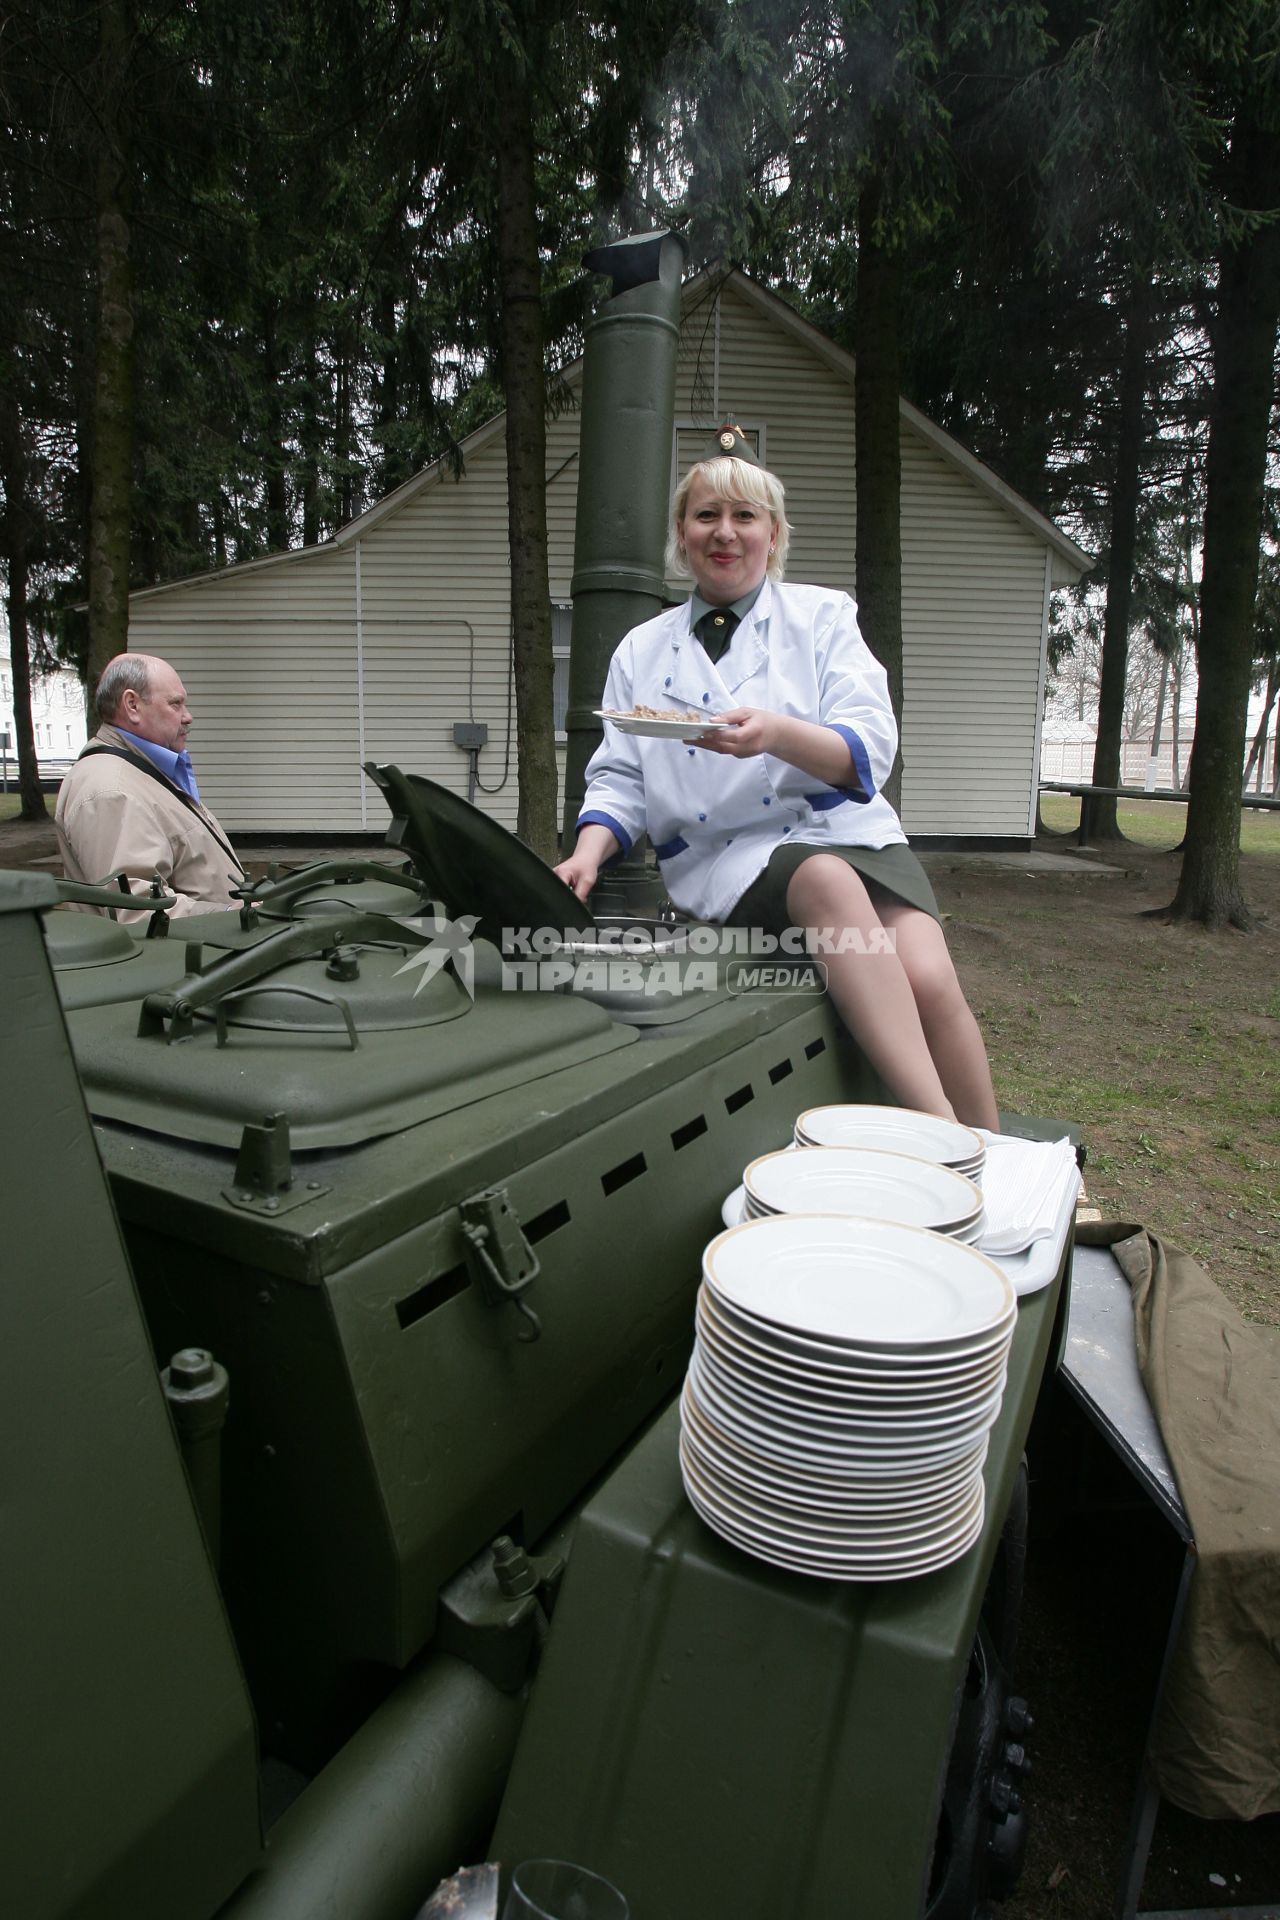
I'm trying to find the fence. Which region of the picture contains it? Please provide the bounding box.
[1040,736,1277,791]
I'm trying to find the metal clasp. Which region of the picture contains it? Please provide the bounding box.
[460,1188,541,1340]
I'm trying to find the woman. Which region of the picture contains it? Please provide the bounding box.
[555,427,998,1129]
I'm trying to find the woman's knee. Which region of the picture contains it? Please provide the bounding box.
[785,855,875,925]
[897,930,968,1021]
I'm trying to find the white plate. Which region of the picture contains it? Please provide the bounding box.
[680,1439,984,1548]
[795,1104,984,1168]
[703,1215,1015,1352]
[693,1334,1008,1428]
[686,1361,999,1470]
[681,1421,984,1519]
[722,1183,748,1229]
[744,1146,983,1233]
[680,1380,989,1488]
[682,1474,985,1579]
[595,709,732,738]
[739,1193,987,1246]
[697,1284,1014,1377]
[697,1298,1009,1401]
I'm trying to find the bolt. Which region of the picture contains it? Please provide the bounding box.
[492,1535,538,1599]
[167,1347,214,1390]
[1004,1741,1031,1774]
[990,1778,1013,1820]
[1005,1697,1034,1737]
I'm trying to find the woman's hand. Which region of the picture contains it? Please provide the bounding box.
[691,707,779,757]
[692,708,862,789]
[553,822,620,902]
[554,850,600,902]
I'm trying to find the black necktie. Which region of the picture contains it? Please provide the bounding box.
[696,608,739,664]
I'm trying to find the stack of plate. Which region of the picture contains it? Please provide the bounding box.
[680,1214,1016,1581]
[795,1105,986,1181]
[742,1146,984,1243]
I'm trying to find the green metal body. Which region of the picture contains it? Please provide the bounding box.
[1,877,262,1920]
[492,1275,1069,1919]
[82,958,865,1765]
[3,833,1073,1920]
[219,1652,525,1920]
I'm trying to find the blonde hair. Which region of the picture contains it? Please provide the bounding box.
[667,455,791,582]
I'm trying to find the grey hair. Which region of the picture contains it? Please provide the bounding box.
[95,654,153,723]
[666,454,792,582]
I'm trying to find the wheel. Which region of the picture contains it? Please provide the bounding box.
[925,1459,1034,1919]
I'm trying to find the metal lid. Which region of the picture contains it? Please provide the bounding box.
[42,908,142,971]
[365,764,593,948]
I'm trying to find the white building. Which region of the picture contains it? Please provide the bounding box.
[119,268,1093,841]
[0,659,87,773]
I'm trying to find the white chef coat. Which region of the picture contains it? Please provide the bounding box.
[579,580,907,924]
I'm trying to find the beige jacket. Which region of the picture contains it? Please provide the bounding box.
[55,725,246,922]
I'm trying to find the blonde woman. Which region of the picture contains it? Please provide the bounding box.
[556,428,997,1127]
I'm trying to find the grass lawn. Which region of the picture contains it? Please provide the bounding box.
[938,832,1279,1326]
[0,792,26,823]
[1039,788,1280,854]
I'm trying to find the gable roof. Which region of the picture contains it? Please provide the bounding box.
[128,263,1092,604]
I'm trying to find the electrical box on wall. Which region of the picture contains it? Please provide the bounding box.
[452,723,488,751]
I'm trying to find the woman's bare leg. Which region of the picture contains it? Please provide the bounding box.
[876,901,999,1129]
[785,856,957,1119]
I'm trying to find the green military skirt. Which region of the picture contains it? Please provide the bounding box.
[728,840,940,935]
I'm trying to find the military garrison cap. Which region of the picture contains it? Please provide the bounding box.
[705,422,760,466]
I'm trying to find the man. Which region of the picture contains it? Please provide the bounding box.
[56,652,246,920]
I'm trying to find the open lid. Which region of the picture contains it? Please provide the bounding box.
[364,763,593,946]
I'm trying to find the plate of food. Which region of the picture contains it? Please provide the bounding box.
[595,705,734,738]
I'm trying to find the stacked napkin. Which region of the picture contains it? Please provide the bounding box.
[975,1133,1081,1256]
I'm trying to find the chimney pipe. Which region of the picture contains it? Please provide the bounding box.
[561,228,688,909]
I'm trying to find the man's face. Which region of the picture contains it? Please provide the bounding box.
[123,662,193,751]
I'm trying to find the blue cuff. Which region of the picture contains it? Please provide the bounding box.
[825,724,875,803]
[577,809,633,858]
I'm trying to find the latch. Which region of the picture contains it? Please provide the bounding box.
[460,1188,541,1340]
[221,1111,331,1217]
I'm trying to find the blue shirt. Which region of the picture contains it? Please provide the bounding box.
[115,727,201,802]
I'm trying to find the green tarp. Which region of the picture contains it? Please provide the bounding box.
[1078,1221,1280,1822]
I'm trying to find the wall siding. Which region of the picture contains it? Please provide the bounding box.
[900,428,1046,836]
[123,278,1054,842]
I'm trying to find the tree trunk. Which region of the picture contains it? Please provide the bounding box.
[335,327,356,528]
[375,287,402,496]
[86,0,135,689]
[300,334,321,547]
[263,300,289,551]
[1090,274,1152,838]
[1242,661,1278,789]
[0,391,48,821]
[1171,646,1184,788]
[1169,124,1280,927]
[854,167,904,814]
[494,48,558,863]
[5,545,47,821]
